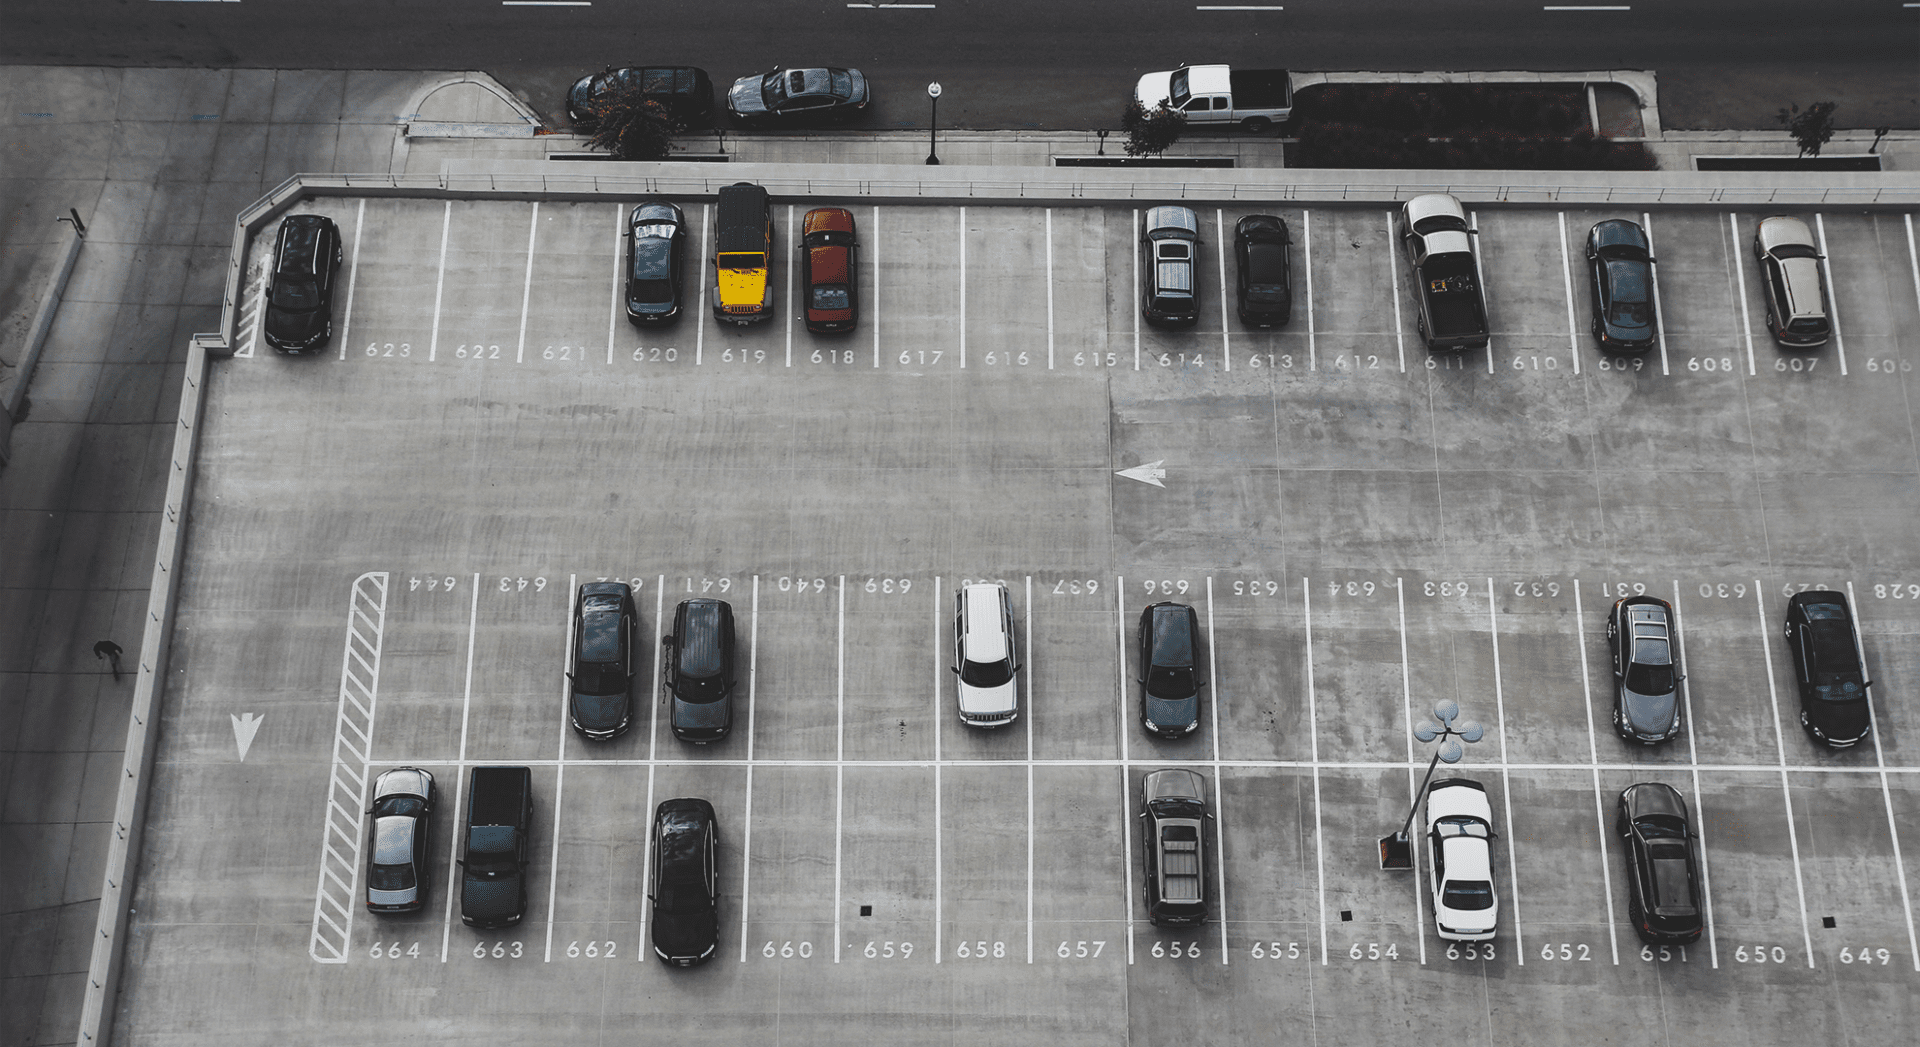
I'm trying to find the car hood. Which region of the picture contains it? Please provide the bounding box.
[265,304,325,344]
[958,680,1017,715]
[1134,71,1174,110]
[1145,694,1197,729]
[673,696,730,730]
[1815,698,1871,740]
[652,909,717,959]
[728,76,769,115]
[1621,687,1677,736]
[571,690,629,731]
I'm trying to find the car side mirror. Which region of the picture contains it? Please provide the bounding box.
[1011,664,1023,673]
[455,858,467,869]
[662,635,674,646]
[564,670,575,681]
[1197,680,1209,689]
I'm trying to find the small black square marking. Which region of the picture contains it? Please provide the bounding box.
[860,905,873,917]
[1822,916,1837,928]
[1340,910,1353,922]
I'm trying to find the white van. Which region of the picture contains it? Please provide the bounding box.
[952,583,1019,726]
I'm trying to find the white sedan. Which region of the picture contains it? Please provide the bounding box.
[1425,778,1498,942]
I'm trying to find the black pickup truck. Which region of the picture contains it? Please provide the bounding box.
[459,766,533,929]
[1400,194,1490,352]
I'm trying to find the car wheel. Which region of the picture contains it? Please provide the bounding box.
[1627,897,1643,933]
[1605,618,1616,643]
[1239,116,1272,134]
[1416,316,1427,338]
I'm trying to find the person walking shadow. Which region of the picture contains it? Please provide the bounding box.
[93,639,124,681]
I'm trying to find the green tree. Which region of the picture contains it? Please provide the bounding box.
[1121,99,1186,158]
[588,83,678,161]
[1776,102,1837,158]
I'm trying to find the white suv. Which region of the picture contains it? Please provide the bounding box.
[1425,778,1498,942]
[952,583,1019,726]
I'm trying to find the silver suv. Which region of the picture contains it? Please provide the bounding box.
[1753,215,1830,347]
[953,583,1019,726]
[1140,205,1200,327]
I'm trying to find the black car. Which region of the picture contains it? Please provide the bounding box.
[567,66,713,130]
[567,583,636,741]
[1234,214,1292,327]
[1607,596,1684,744]
[725,67,870,125]
[650,797,720,966]
[1138,602,1203,737]
[626,200,687,326]
[365,767,434,913]
[663,599,738,743]
[263,213,342,353]
[1783,590,1872,748]
[1616,783,1704,944]
[1139,769,1212,927]
[1586,219,1656,353]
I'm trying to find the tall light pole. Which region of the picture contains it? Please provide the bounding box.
[1379,698,1484,870]
[925,82,942,165]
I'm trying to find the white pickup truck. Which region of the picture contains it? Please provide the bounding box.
[1133,65,1293,133]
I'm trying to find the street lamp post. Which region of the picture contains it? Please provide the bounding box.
[926,82,942,165]
[1379,699,1484,870]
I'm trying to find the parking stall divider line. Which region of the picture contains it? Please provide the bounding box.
[1641,212,1672,376]
[785,205,795,368]
[1813,214,1848,376]
[438,573,481,963]
[381,754,1920,775]
[1727,212,1758,375]
[959,206,967,368]
[1208,577,1228,965]
[638,761,656,962]
[1116,575,1134,964]
[1571,582,1620,963]
[1471,211,1494,374]
[1303,578,1326,965]
[517,202,539,365]
[605,203,620,364]
[1132,210,1141,370]
[650,577,663,763]
[1304,209,1316,371]
[696,205,709,366]
[1846,582,1920,969]
[1386,212,1407,374]
[336,199,364,361]
[872,205,881,368]
[1485,578,1524,964]
[835,576,846,963]
[1557,212,1582,375]
[237,261,268,359]
[1117,576,1131,769]
[1047,210,1057,370]
[1669,583,1720,967]
[1026,575,1035,962]
[1753,581,1816,967]
[739,576,759,962]
[428,200,450,362]
[1216,209,1231,370]
[1906,215,1920,319]
[933,577,944,963]
[543,575,575,962]
[1397,579,1427,963]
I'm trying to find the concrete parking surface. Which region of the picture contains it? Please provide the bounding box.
[118,195,1919,1045]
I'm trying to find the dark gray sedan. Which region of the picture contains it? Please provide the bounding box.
[626,201,687,326]
[726,67,869,125]
[1608,596,1684,744]
[1586,219,1657,353]
[365,767,434,913]
[1617,783,1703,944]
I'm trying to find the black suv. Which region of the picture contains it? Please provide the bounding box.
[650,797,720,966]
[1783,590,1872,748]
[263,213,343,353]
[1607,596,1684,744]
[1616,783,1703,944]
[1139,769,1212,927]
[567,583,636,740]
[1233,214,1292,327]
[1138,603,1203,737]
[663,599,738,743]
[567,66,714,130]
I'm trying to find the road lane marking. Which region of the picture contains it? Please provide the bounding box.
[638,761,656,961]
[1386,212,1406,372]
[1216,209,1232,371]
[1303,578,1327,965]
[517,202,538,365]
[1132,209,1141,370]
[605,203,620,364]
[1485,578,1524,964]
[1727,212,1758,375]
[739,575,759,961]
[1396,579,1427,963]
[1907,214,1920,324]
[1544,4,1629,8]
[872,205,882,368]
[1642,211,1671,375]
[1304,209,1317,372]
[428,201,449,361]
[1470,211,1494,373]
[1845,582,1920,970]
[695,205,709,365]
[543,573,574,962]
[959,206,968,368]
[834,577,845,963]
[1025,576,1035,962]
[785,205,795,368]
[438,574,480,962]
[1813,214,1848,375]
[1557,212,1582,374]
[379,754,1920,775]
[649,577,663,762]
[1206,578,1228,964]
[932,577,944,962]
[1116,576,1134,963]
[1753,582,1816,967]
[337,199,364,360]
[308,571,387,963]
[1571,581,1619,964]
[1670,583,1720,967]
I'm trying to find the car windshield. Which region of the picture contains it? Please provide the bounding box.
[810,284,851,310]
[1169,68,1191,107]
[1634,816,1685,839]
[1147,665,1194,698]
[1608,301,1651,326]
[1442,879,1494,910]
[368,862,415,891]
[1788,317,1828,334]
[655,877,711,916]
[1412,214,1468,235]
[1814,675,1865,701]
[719,251,765,270]
[960,657,1014,689]
[271,277,320,311]
[1434,817,1488,840]
[573,663,625,696]
[1149,798,1206,820]
[1246,243,1287,283]
[1771,243,1818,260]
[630,236,672,280]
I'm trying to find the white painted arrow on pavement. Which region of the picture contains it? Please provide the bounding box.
[1115,460,1167,488]
[231,712,264,761]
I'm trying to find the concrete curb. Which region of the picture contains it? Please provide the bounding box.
[1287,69,1662,140]
[389,72,545,172]
[0,219,85,467]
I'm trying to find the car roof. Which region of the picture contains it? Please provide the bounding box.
[677,600,727,676]
[1403,193,1466,226]
[1776,257,1826,316]
[1179,65,1233,94]
[1148,604,1194,665]
[1145,206,1199,237]
[579,605,624,663]
[803,207,855,235]
[1439,835,1493,880]
[1418,229,1473,256]
[372,815,416,863]
[807,244,850,284]
[373,766,432,800]
[1757,215,1815,251]
[961,585,1008,661]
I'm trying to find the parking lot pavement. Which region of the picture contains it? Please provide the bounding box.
[113,193,1920,1044]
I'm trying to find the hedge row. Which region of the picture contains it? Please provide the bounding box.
[1288,83,1592,135]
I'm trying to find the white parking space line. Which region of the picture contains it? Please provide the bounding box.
[236,262,267,359]
[439,574,480,963]
[1753,583,1816,967]
[1571,582,1619,964]
[428,201,450,361]
[834,575,846,963]
[695,205,709,366]
[871,206,882,368]
[1046,210,1057,370]
[1670,583,1720,967]
[638,762,656,962]
[1484,578,1524,964]
[1132,209,1141,370]
[1386,212,1406,373]
[1642,212,1671,376]
[543,572,574,962]
[932,577,944,963]
[1116,576,1134,964]
[1303,578,1327,965]
[739,576,759,961]
[1845,582,1920,970]
[337,199,365,361]
[307,571,387,964]
[1304,210,1317,372]
[1206,578,1228,964]
[1727,212,1758,375]
[959,206,968,368]
[517,203,539,365]
[785,205,796,368]
[378,753,1920,775]
[1813,214,1849,376]
[1215,210,1232,370]
[1396,579,1427,963]
[1556,212,1583,375]
[1906,215,1920,316]
[1025,576,1035,962]
[649,577,663,762]
[1470,211,1494,374]
[604,204,620,364]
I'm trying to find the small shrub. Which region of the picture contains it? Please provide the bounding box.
[1120,98,1187,157]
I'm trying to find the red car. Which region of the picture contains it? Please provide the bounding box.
[800,207,858,333]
